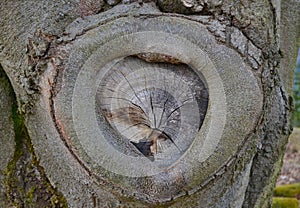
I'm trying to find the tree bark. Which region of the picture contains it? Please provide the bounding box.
[0,0,299,207]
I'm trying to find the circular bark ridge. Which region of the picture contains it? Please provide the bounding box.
[54,15,263,199]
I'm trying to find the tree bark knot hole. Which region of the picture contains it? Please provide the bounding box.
[48,14,264,202]
[96,55,209,162]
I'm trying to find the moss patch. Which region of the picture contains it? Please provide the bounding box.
[272,197,299,208]
[1,66,68,207]
[274,183,300,199]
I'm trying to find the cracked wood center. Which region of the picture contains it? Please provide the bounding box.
[96,56,209,162]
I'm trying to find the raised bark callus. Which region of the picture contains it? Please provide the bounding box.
[0,0,299,207]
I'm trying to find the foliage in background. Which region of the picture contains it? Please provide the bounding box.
[292,48,300,127]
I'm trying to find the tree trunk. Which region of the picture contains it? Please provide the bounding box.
[0,0,299,207]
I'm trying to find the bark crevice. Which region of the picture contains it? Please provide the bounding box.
[0,65,68,207]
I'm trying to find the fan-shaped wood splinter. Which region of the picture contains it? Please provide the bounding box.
[102,103,182,160]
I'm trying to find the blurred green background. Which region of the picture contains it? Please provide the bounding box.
[273,49,300,208]
[292,48,300,127]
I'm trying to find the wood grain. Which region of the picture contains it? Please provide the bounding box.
[96,56,208,161]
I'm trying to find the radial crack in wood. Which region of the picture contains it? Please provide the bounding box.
[96,56,209,163]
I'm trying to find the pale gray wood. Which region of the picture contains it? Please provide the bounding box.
[96,56,208,161]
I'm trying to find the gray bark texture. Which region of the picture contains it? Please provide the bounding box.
[0,0,299,207]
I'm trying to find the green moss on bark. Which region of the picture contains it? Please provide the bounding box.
[0,66,68,207]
